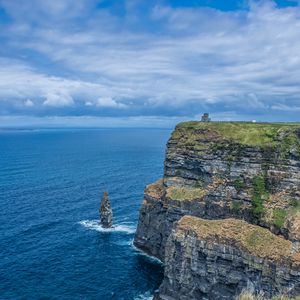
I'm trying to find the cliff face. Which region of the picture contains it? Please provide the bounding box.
[155,216,300,300]
[134,122,300,260]
[134,121,300,299]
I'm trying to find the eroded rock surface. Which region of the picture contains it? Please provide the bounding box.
[155,216,300,300]
[134,123,300,260]
[100,191,113,228]
[133,122,300,299]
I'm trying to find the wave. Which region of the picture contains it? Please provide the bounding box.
[114,238,134,246]
[131,242,163,265]
[78,220,136,234]
[134,291,153,300]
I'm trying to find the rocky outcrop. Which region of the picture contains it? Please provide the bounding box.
[155,216,300,300]
[134,122,300,260]
[100,191,113,228]
[134,179,209,260]
[134,122,300,299]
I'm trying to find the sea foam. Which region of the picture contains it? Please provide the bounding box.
[131,241,163,265]
[134,291,153,300]
[79,220,136,234]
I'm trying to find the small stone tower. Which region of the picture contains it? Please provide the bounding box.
[100,191,113,228]
[201,113,211,122]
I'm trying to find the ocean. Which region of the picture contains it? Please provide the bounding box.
[0,128,171,300]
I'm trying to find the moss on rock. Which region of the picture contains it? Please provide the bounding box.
[166,186,205,201]
[177,216,300,267]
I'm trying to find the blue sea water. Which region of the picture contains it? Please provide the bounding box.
[0,128,171,300]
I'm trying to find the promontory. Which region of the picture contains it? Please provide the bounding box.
[134,121,300,300]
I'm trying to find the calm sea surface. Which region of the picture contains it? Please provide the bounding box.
[0,128,171,300]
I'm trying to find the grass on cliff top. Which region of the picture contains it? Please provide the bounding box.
[166,186,205,201]
[173,121,300,146]
[177,216,300,265]
[145,179,165,199]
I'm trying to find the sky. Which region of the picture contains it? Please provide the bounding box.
[0,0,300,127]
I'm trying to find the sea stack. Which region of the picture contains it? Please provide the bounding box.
[100,191,113,228]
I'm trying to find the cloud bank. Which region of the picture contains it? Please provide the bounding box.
[0,0,300,126]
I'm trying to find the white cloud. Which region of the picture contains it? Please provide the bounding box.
[43,92,74,107]
[24,99,34,107]
[0,0,300,121]
[271,103,300,112]
[95,97,127,108]
[0,58,130,109]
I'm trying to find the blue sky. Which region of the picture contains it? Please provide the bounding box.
[0,0,300,127]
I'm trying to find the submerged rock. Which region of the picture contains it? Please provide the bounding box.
[100,191,113,228]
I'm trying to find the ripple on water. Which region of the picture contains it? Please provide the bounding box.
[0,129,169,299]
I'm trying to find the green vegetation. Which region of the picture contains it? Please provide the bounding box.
[247,231,265,248]
[251,176,269,220]
[211,142,225,152]
[288,199,300,216]
[273,209,287,229]
[234,178,245,192]
[290,199,300,208]
[280,131,300,159]
[167,187,205,201]
[194,179,204,188]
[178,216,297,263]
[232,201,241,212]
[173,121,300,147]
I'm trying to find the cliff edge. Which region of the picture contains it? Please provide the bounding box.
[134,121,300,299]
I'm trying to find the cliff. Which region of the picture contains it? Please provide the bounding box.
[134,121,300,299]
[155,216,300,300]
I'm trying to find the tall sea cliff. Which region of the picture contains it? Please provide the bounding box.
[134,122,300,299]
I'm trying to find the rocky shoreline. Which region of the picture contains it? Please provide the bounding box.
[134,122,300,299]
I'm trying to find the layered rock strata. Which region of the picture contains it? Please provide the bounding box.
[155,216,300,300]
[134,122,300,299]
[134,122,300,260]
[100,191,113,228]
